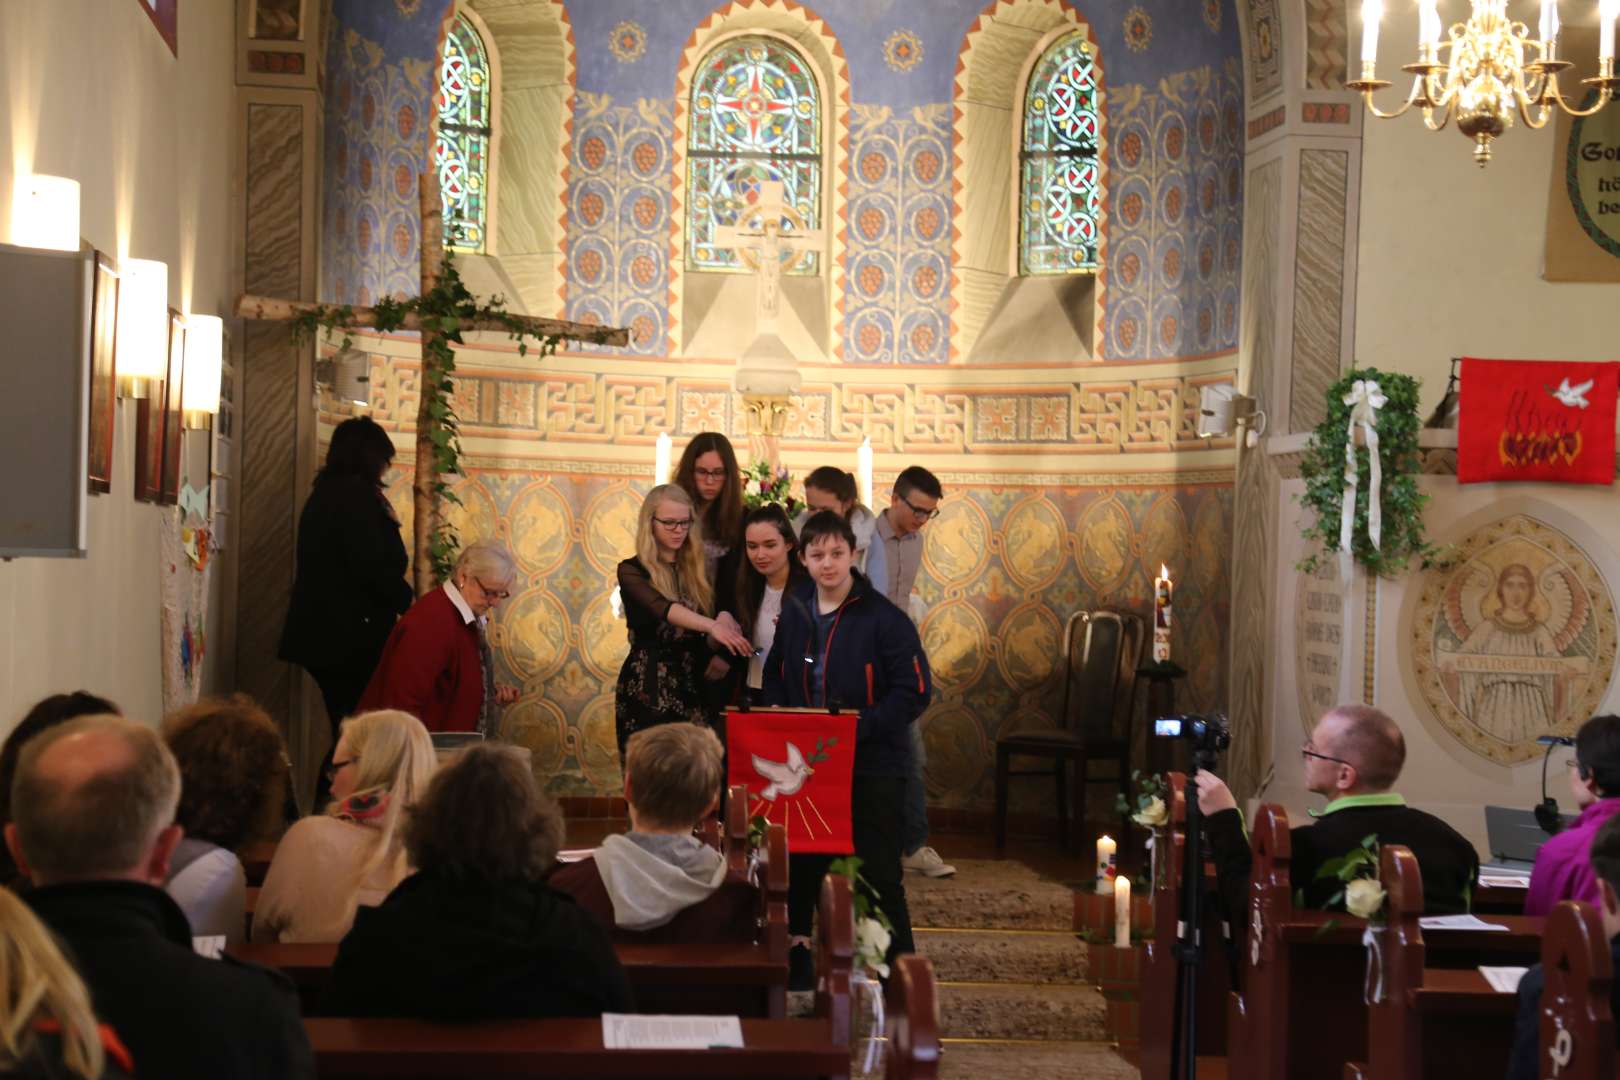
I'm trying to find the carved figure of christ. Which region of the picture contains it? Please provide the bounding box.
[712,180,824,328]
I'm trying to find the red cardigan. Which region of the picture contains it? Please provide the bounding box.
[357,586,483,732]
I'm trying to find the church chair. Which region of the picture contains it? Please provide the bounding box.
[993,609,1142,852]
[1535,900,1617,1080]
[1345,845,1520,1080]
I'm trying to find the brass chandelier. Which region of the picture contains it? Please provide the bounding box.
[1349,0,1620,166]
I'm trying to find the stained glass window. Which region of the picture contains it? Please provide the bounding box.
[435,13,491,252]
[686,36,822,275]
[1020,33,1102,275]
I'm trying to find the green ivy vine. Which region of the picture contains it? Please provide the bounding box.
[1297,367,1438,578]
[289,252,584,584]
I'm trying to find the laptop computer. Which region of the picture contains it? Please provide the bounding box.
[1481,804,1573,874]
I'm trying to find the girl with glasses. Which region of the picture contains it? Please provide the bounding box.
[673,432,745,584]
[615,485,753,762]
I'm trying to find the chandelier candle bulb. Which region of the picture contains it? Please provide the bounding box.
[1153,564,1173,663]
[1603,0,1617,61]
[1096,835,1116,895]
[1361,0,1384,63]
[857,437,874,510]
[1114,876,1132,948]
[1538,0,1558,48]
[1420,0,1441,49]
[654,431,671,485]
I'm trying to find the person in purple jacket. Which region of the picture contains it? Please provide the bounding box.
[1525,713,1620,916]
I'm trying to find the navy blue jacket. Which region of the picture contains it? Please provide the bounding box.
[760,573,932,778]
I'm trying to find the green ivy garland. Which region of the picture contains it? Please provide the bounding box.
[290,252,575,584]
[1297,367,1437,578]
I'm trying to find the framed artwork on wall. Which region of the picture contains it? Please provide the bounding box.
[134,0,179,56]
[210,330,236,548]
[159,310,185,505]
[134,397,163,503]
[87,252,118,494]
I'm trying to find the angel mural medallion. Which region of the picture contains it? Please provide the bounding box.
[1412,514,1617,764]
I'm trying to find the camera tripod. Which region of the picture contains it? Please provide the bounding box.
[1166,746,1221,1080]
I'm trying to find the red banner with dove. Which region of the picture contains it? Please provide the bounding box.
[726,708,857,855]
[1458,358,1618,485]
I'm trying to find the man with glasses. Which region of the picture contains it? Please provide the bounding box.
[359,540,519,735]
[871,466,955,879]
[1194,703,1478,915]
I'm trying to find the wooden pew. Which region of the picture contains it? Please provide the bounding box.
[1344,845,1519,1079]
[303,874,875,1080]
[1537,899,1617,1080]
[236,791,790,1018]
[1227,804,1544,1080]
[1139,772,1231,1080]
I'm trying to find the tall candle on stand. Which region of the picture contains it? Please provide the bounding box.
[1095,834,1116,895]
[1153,564,1173,664]
[1114,876,1132,948]
[857,437,874,509]
[654,432,672,485]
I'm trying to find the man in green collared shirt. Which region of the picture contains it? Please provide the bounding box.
[1195,704,1479,915]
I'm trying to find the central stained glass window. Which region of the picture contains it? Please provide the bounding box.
[1020,32,1102,275]
[686,36,821,275]
[435,13,492,252]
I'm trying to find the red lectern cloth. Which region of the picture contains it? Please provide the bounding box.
[726,708,858,855]
[1458,357,1618,484]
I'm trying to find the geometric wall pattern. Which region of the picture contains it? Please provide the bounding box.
[375,464,1232,806]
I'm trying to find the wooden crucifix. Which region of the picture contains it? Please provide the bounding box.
[237,172,629,595]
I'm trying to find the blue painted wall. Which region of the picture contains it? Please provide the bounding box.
[321,0,1244,362]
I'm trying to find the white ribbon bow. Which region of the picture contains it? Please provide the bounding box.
[1339,379,1387,580]
[1362,925,1386,1005]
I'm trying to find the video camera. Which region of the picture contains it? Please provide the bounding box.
[1152,712,1231,757]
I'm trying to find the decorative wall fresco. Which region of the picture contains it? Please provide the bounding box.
[372,463,1231,806]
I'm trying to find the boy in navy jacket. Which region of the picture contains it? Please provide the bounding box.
[762,510,932,984]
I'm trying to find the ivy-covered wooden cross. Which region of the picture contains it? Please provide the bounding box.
[235,172,629,592]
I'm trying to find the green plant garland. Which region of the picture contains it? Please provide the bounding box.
[289,252,570,584]
[1297,367,1437,578]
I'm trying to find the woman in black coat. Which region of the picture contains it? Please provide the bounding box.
[278,417,413,805]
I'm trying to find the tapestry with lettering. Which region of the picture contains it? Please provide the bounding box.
[1458,358,1618,485]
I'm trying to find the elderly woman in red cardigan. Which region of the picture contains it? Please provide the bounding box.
[358,541,518,734]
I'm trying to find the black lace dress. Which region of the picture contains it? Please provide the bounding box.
[614,558,718,760]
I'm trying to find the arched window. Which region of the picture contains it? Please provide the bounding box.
[435,13,492,252]
[685,35,822,275]
[1019,32,1101,275]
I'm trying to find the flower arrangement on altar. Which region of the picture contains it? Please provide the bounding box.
[1116,770,1169,828]
[741,460,801,514]
[1316,833,1388,920]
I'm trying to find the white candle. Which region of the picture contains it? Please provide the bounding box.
[1421,0,1442,48]
[1153,564,1173,664]
[1096,834,1117,895]
[1538,0,1558,45]
[857,436,874,509]
[1115,875,1132,948]
[1604,0,1618,61]
[654,432,672,486]
[1361,0,1383,64]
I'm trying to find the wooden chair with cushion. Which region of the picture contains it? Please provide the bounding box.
[993,609,1142,852]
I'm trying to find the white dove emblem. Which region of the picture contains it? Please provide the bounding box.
[752,742,814,800]
[1549,377,1594,409]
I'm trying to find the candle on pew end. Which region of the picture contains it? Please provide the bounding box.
[1114,876,1132,948]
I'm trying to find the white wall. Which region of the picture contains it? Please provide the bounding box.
[1354,3,1620,418]
[0,0,237,733]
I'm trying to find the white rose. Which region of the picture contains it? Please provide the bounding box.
[855,916,891,978]
[1132,796,1168,828]
[1345,878,1387,920]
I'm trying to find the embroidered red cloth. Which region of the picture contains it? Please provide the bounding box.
[727,708,858,855]
[1458,358,1618,485]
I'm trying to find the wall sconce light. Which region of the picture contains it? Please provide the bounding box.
[316,347,371,407]
[1197,383,1266,447]
[182,314,223,427]
[116,258,168,399]
[10,174,81,252]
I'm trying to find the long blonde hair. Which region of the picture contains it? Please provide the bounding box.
[0,886,104,1079]
[636,484,713,615]
[328,710,438,912]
